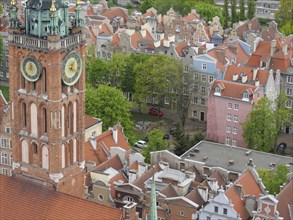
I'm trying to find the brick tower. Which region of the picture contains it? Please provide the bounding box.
[8,0,86,197]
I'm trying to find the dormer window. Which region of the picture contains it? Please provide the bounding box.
[242,91,249,101]
[175,25,180,32]
[215,86,221,96]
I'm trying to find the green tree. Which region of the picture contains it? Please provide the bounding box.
[280,22,293,36]
[231,0,237,27]
[0,4,3,15]
[275,0,293,32]
[108,53,129,87]
[258,164,289,195]
[140,0,155,13]
[223,0,229,28]
[239,0,245,21]
[85,84,135,143]
[86,57,110,87]
[142,128,168,163]
[242,97,277,152]
[134,54,181,117]
[194,3,224,25]
[247,0,255,19]
[274,91,291,135]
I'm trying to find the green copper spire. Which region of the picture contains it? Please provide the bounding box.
[149,176,158,220]
[9,0,20,29]
[73,0,83,28]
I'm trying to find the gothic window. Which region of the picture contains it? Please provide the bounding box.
[42,145,49,169]
[43,108,47,133]
[21,140,29,163]
[33,143,38,154]
[22,102,27,127]
[43,68,47,93]
[30,103,38,136]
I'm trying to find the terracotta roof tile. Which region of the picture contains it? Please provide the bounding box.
[209,171,226,188]
[245,41,271,67]
[185,187,205,207]
[94,154,123,172]
[210,80,257,101]
[109,173,127,199]
[101,7,128,20]
[129,161,138,171]
[85,114,100,129]
[183,13,199,24]
[186,166,203,182]
[133,164,162,191]
[225,170,264,220]
[112,33,120,47]
[224,64,269,85]
[235,18,261,39]
[0,175,123,219]
[276,179,293,220]
[160,184,178,197]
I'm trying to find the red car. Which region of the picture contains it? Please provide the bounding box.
[149,107,163,116]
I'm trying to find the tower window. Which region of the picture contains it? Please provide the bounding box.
[22,102,27,127]
[33,143,38,154]
[43,108,47,133]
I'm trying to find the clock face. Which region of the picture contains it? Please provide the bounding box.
[20,57,42,82]
[62,51,82,86]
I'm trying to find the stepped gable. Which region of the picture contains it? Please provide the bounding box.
[276,179,293,220]
[0,175,123,219]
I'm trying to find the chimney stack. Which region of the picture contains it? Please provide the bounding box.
[270,39,277,56]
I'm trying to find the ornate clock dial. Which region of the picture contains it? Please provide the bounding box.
[20,57,42,82]
[62,51,82,86]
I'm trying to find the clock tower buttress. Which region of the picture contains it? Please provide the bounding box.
[8,0,86,197]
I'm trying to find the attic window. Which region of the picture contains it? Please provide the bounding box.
[215,86,221,96]
[242,91,249,101]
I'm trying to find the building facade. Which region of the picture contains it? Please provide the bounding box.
[8,0,86,197]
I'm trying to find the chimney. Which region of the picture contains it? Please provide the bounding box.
[233,73,238,81]
[123,202,139,220]
[112,127,118,144]
[282,43,288,55]
[270,39,277,56]
[242,74,248,83]
[252,68,258,80]
[203,156,208,162]
[229,160,234,166]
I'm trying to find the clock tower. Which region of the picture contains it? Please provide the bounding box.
[8,0,86,197]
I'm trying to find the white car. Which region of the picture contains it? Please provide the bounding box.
[134,140,147,148]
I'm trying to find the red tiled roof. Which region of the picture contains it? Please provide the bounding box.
[276,179,293,220]
[245,41,271,67]
[109,172,127,199]
[101,7,128,20]
[185,187,205,207]
[160,184,178,197]
[225,170,263,220]
[85,114,100,129]
[183,13,199,24]
[236,18,261,38]
[0,175,123,219]
[211,80,257,101]
[94,154,123,172]
[86,4,95,16]
[129,161,139,171]
[224,64,269,85]
[112,33,120,47]
[209,171,226,188]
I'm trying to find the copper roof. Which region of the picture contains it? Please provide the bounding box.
[0,175,123,219]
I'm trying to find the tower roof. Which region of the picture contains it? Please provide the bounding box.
[27,0,66,10]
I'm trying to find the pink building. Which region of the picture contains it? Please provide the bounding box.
[206,80,264,148]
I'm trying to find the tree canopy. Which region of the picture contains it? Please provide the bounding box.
[275,0,293,35]
[85,84,135,144]
[134,54,181,113]
[247,0,255,19]
[258,164,289,195]
[242,94,291,152]
[142,128,168,163]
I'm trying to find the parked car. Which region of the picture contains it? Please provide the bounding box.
[134,140,147,148]
[149,107,163,116]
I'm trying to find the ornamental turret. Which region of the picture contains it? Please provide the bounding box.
[73,0,83,28]
[9,0,20,29]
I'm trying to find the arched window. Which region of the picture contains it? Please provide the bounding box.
[21,140,29,163]
[43,108,47,133]
[33,143,38,154]
[43,67,47,93]
[30,103,38,136]
[42,145,49,169]
[22,102,27,127]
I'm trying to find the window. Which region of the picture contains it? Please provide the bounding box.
[227,113,232,121]
[179,211,185,216]
[228,103,232,109]
[226,125,231,133]
[156,201,161,207]
[226,137,230,145]
[2,168,8,176]
[193,84,199,92]
[98,194,104,201]
[223,208,228,215]
[123,196,134,203]
[5,127,11,134]
[33,144,38,154]
[1,138,7,148]
[286,100,293,108]
[208,75,214,83]
[201,74,207,82]
[286,88,293,96]
[1,152,8,165]
[233,126,238,134]
[10,154,13,166]
[192,97,198,104]
[287,76,293,84]
[192,110,197,117]
[165,209,172,217]
[201,98,206,105]
[233,115,239,122]
[0,71,3,77]
[201,86,206,94]
[194,73,199,81]
[232,138,237,146]
[164,97,170,105]
[202,63,207,70]
[184,66,189,72]
[9,140,12,149]
[234,104,239,110]
[214,206,218,213]
[215,87,221,94]
[243,92,249,100]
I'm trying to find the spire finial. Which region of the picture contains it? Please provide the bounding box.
[76,0,81,5]
[50,0,56,12]
[11,0,16,6]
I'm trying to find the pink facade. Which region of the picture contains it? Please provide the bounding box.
[206,80,264,148]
